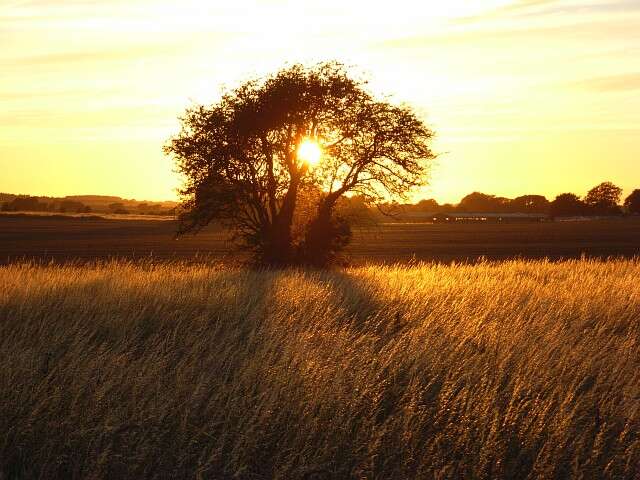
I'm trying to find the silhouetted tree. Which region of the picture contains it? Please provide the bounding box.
[550,193,586,217]
[509,195,550,214]
[58,200,89,213]
[166,62,434,266]
[301,94,434,266]
[335,195,378,227]
[584,181,622,215]
[108,202,129,214]
[624,189,640,214]
[440,203,456,213]
[457,192,509,213]
[415,199,440,212]
[5,196,48,212]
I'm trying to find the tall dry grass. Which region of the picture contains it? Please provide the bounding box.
[0,258,639,479]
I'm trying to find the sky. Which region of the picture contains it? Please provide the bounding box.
[1,0,639,203]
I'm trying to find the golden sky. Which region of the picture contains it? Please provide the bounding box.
[1,0,639,203]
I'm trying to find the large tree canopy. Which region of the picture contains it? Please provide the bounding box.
[165,62,435,265]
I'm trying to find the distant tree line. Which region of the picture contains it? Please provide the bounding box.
[405,182,640,217]
[0,195,176,216]
[1,196,92,213]
[2,182,638,220]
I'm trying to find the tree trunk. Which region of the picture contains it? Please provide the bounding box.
[261,181,299,265]
[301,195,351,267]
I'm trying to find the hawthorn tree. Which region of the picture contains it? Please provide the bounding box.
[300,88,435,265]
[165,62,434,266]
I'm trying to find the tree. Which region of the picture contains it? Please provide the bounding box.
[414,199,440,213]
[5,196,48,212]
[509,195,549,214]
[166,62,434,266]
[549,193,586,217]
[623,189,640,214]
[457,192,509,213]
[584,181,622,215]
[108,202,129,214]
[300,90,434,265]
[440,203,456,213]
[58,200,88,214]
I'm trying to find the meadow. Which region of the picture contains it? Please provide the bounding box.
[1,258,639,478]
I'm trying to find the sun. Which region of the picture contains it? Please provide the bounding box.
[297,139,322,166]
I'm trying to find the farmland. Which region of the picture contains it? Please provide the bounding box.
[1,213,639,264]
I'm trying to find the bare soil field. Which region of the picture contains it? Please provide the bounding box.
[0,214,639,264]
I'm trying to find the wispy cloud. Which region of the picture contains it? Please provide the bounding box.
[457,0,640,24]
[3,45,177,67]
[575,73,640,92]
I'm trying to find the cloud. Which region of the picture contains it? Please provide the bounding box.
[4,45,174,67]
[456,0,640,24]
[454,0,560,23]
[499,0,559,11]
[575,73,640,92]
[379,16,639,51]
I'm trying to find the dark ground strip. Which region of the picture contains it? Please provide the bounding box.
[0,215,639,264]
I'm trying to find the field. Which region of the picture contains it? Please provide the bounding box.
[1,259,639,478]
[1,214,640,264]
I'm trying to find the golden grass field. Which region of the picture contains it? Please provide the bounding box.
[1,259,639,478]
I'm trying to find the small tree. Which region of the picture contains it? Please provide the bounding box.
[166,62,434,266]
[624,189,640,214]
[584,181,622,215]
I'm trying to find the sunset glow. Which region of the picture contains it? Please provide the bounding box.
[1,1,638,202]
[297,139,322,167]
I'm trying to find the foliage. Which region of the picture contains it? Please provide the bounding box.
[584,181,623,215]
[457,192,510,213]
[624,189,640,214]
[414,198,440,212]
[454,193,550,215]
[2,196,49,212]
[0,196,91,214]
[508,194,550,214]
[550,192,587,217]
[165,62,434,266]
[1,259,639,479]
